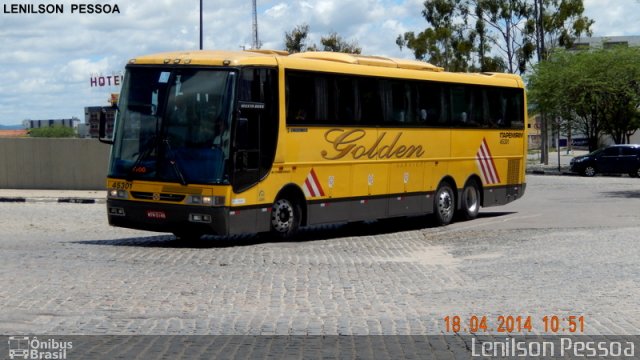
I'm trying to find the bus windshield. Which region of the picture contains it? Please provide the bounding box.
[109,67,236,185]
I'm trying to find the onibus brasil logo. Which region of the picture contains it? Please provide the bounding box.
[8,336,72,359]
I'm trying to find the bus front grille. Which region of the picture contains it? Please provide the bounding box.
[130,191,186,202]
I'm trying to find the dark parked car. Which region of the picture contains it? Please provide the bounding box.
[570,144,640,177]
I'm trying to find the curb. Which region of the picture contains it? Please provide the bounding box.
[0,197,105,204]
[0,197,26,203]
[526,165,575,176]
[526,170,576,176]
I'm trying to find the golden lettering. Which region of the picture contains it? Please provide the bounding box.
[321,128,425,160]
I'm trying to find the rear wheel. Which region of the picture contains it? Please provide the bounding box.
[434,182,455,226]
[271,198,301,239]
[582,165,596,177]
[460,180,481,220]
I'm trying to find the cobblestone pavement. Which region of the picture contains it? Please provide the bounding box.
[0,175,639,335]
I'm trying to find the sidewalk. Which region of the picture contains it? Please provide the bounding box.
[526,150,586,175]
[0,189,105,204]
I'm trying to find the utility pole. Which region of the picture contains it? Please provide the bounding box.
[199,0,203,50]
[536,0,548,164]
[251,0,260,49]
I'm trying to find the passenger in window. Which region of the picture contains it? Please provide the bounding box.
[460,112,468,124]
[459,112,480,127]
[419,109,428,123]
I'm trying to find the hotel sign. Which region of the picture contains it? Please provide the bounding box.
[90,73,124,88]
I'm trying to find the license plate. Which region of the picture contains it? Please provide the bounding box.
[146,210,167,219]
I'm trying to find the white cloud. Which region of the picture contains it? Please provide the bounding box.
[265,3,289,18]
[584,0,640,37]
[1,0,639,124]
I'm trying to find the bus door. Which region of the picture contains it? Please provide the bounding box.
[230,68,278,232]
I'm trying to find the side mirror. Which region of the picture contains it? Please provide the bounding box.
[98,109,114,145]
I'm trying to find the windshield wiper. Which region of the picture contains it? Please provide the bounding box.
[163,138,188,186]
[126,135,158,181]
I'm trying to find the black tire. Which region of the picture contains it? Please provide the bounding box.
[270,197,301,239]
[582,165,596,177]
[460,179,481,220]
[434,182,456,226]
[629,167,640,178]
[173,230,203,241]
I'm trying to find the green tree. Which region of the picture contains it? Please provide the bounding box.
[398,0,593,73]
[29,126,77,138]
[284,24,310,53]
[283,25,362,54]
[528,46,640,151]
[473,3,508,72]
[536,0,594,61]
[318,32,362,54]
[396,0,476,71]
[473,0,536,74]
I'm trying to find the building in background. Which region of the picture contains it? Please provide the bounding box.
[528,114,541,150]
[22,118,79,130]
[572,35,640,50]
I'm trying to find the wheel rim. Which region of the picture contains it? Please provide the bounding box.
[271,199,294,233]
[463,185,479,214]
[585,166,595,176]
[437,187,454,223]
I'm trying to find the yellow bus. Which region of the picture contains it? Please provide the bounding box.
[103,50,526,240]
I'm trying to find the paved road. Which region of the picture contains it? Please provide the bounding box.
[0,175,639,335]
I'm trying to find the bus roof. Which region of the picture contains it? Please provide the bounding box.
[129,49,524,88]
[128,50,282,66]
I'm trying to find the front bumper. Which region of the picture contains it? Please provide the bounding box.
[107,199,230,235]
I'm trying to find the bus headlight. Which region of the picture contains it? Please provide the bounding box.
[186,195,225,206]
[108,189,128,199]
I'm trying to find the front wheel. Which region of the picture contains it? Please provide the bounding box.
[271,198,301,239]
[460,180,481,220]
[582,165,596,177]
[434,182,455,226]
[629,167,640,178]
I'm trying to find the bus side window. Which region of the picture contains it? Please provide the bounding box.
[389,81,414,125]
[505,89,525,128]
[417,82,445,127]
[286,72,313,124]
[358,77,383,125]
[450,86,479,127]
[486,87,504,128]
[334,77,357,125]
[451,86,465,125]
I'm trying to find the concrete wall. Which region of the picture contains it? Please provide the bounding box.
[0,138,110,190]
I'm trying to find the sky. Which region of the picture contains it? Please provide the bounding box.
[1,0,639,125]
